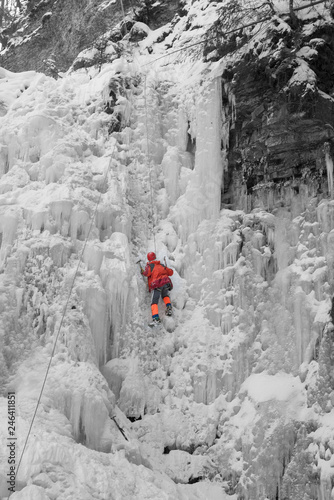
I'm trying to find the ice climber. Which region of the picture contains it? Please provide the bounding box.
[142,252,174,325]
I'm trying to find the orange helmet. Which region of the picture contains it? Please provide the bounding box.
[147,252,156,261]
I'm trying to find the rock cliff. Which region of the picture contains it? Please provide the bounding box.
[0,0,180,72]
[216,9,334,212]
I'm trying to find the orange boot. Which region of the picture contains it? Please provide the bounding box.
[151,303,160,322]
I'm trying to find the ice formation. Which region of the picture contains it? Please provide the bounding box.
[324,142,334,199]
[171,78,223,242]
[0,0,334,499]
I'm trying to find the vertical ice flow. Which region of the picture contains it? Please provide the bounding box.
[324,142,334,198]
[172,78,223,241]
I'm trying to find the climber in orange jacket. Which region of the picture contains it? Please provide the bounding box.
[142,252,173,324]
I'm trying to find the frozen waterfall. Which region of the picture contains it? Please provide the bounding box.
[0,4,334,500]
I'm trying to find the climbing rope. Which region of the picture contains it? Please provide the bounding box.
[12,142,117,491]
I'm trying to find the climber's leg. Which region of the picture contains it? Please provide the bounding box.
[161,285,172,315]
[162,295,171,305]
[151,288,161,320]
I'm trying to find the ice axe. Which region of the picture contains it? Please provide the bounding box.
[136,259,144,273]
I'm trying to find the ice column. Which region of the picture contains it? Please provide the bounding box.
[195,78,223,214]
[161,146,181,205]
[0,208,19,268]
[78,284,109,366]
[100,232,131,359]
[324,142,334,198]
[172,78,222,241]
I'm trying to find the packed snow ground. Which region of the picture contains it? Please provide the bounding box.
[0,0,334,499]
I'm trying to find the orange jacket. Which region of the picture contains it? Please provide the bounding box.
[143,260,173,291]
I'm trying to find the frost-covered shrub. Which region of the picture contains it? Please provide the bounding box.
[281,450,319,500]
[71,39,119,72]
[0,272,39,386]
[239,420,296,500]
[281,422,319,500]
[0,252,66,387]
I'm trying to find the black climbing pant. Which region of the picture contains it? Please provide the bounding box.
[151,284,171,305]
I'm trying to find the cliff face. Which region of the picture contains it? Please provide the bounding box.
[0,0,180,72]
[216,11,334,213]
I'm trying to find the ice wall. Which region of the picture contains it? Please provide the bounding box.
[0,64,148,498]
[100,232,134,358]
[143,53,334,495]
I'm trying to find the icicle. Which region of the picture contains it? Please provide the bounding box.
[49,200,73,235]
[324,142,334,198]
[171,78,223,241]
[223,241,239,268]
[161,146,181,205]
[100,232,132,358]
[118,357,146,419]
[0,208,19,268]
[78,284,109,366]
[114,95,131,127]
[221,306,234,335]
[222,265,235,287]
[317,200,329,231]
[70,209,90,241]
[262,246,272,279]
[252,248,263,276]
[51,366,114,452]
[177,107,190,151]
[44,160,65,184]
[224,81,236,130]
[83,242,103,274]
[217,229,234,269]
[274,218,290,271]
